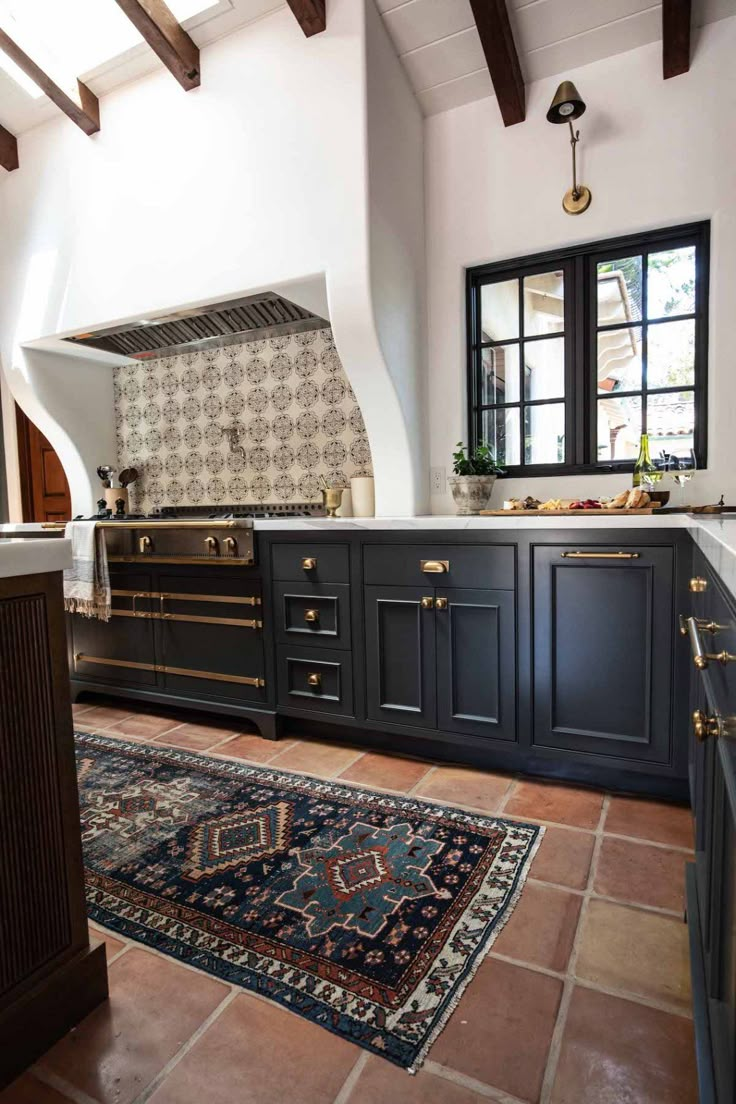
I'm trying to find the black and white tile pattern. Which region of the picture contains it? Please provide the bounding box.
[114,327,373,512]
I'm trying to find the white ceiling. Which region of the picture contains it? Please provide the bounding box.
[0,0,282,136]
[377,0,736,116]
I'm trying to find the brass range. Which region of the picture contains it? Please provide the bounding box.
[100,519,255,567]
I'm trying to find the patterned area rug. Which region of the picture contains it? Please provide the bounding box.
[75,732,542,1071]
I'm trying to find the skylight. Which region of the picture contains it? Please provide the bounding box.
[0,0,218,99]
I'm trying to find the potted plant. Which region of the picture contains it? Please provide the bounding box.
[448,442,504,515]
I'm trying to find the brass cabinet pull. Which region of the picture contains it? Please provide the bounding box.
[205,536,219,556]
[223,536,238,556]
[302,557,317,570]
[435,597,448,610]
[74,654,265,687]
[693,710,723,742]
[304,608,320,623]
[687,617,736,669]
[690,576,708,593]
[680,613,725,637]
[421,560,449,573]
[420,596,434,609]
[139,535,153,554]
[306,672,322,687]
[561,551,640,559]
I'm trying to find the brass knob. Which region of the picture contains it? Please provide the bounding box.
[693,709,719,742]
[205,536,219,556]
[223,536,238,556]
[421,559,449,574]
[694,655,708,670]
[306,672,321,687]
[302,557,317,570]
[304,608,320,623]
[436,597,448,610]
[138,535,152,554]
[420,596,434,609]
[690,577,708,593]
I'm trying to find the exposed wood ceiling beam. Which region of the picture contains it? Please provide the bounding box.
[0,29,99,135]
[114,0,200,90]
[663,0,692,78]
[468,0,525,126]
[285,0,326,38]
[0,122,18,172]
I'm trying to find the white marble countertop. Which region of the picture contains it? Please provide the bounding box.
[248,513,695,531]
[0,538,72,579]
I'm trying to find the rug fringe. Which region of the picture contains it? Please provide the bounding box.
[407,823,546,1074]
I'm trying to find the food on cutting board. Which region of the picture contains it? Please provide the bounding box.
[502,496,541,511]
[539,498,563,510]
[499,488,660,511]
[569,498,603,510]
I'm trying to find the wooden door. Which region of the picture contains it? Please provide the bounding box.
[364,585,437,729]
[16,405,71,522]
[532,544,675,765]
[435,588,517,742]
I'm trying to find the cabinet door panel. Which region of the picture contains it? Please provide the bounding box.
[706,741,736,1101]
[436,589,516,741]
[70,572,157,686]
[364,586,436,728]
[533,546,674,763]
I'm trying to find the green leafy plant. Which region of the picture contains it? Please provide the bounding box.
[452,442,505,477]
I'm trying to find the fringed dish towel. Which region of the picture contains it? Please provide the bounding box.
[63,521,111,621]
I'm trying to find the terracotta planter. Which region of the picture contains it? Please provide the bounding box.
[448,475,497,515]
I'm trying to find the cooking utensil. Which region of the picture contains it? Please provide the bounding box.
[96,465,114,488]
[119,467,138,488]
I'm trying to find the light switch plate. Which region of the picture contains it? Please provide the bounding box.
[430,466,445,495]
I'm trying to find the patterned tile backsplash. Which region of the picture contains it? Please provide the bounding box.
[114,327,373,513]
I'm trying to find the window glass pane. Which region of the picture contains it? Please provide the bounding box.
[647,319,695,389]
[481,407,520,467]
[597,257,643,325]
[524,337,565,400]
[647,246,696,318]
[480,279,519,342]
[481,344,520,404]
[597,326,642,394]
[524,271,564,336]
[648,391,695,462]
[524,403,565,465]
[597,395,642,461]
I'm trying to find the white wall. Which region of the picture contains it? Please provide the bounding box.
[426,19,736,512]
[0,0,425,518]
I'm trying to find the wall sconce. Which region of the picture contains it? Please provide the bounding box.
[546,80,591,215]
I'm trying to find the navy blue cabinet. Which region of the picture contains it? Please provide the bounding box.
[364,586,437,729]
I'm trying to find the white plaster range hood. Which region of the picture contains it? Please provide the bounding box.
[62,292,328,361]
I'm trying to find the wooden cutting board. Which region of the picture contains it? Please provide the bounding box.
[478,507,662,516]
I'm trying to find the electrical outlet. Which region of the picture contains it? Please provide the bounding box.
[430,466,445,495]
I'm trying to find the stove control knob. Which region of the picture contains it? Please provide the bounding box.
[205,536,219,556]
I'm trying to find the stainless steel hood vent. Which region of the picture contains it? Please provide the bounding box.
[64,293,327,360]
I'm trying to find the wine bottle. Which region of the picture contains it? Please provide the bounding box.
[632,433,660,488]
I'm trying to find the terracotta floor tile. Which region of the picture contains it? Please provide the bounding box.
[605,796,693,849]
[430,957,562,1102]
[550,985,697,1104]
[268,739,361,778]
[339,751,433,793]
[575,899,691,1011]
[350,1057,493,1103]
[89,925,126,960]
[147,992,358,1104]
[505,781,604,830]
[0,1074,75,1103]
[38,947,228,1104]
[106,714,180,740]
[73,704,135,729]
[494,882,582,972]
[155,722,237,751]
[530,826,595,890]
[71,702,93,717]
[413,764,512,812]
[595,836,687,912]
[215,733,296,763]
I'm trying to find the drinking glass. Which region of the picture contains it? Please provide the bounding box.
[668,450,697,509]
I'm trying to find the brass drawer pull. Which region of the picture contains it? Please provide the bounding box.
[302,557,317,570]
[693,710,721,742]
[74,654,265,687]
[421,560,449,573]
[690,576,708,593]
[687,617,736,669]
[420,596,434,609]
[304,608,320,623]
[561,551,640,559]
[306,672,322,688]
[680,613,725,637]
[435,597,448,610]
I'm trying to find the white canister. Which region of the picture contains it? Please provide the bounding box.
[337,488,353,517]
[351,476,375,517]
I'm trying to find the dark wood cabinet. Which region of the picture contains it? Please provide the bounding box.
[532,545,675,766]
[364,585,437,729]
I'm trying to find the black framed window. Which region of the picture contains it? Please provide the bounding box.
[466,221,709,476]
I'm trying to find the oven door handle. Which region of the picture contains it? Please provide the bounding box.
[687,616,708,669]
